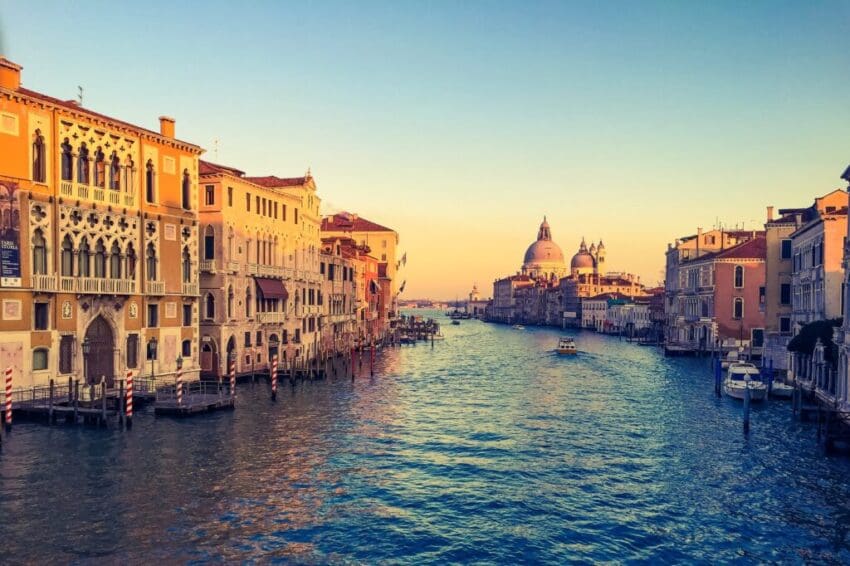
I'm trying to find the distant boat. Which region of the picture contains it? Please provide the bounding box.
[451,319,461,326]
[512,324,525,330]
[557,337,577,355]
[770,380,794,399]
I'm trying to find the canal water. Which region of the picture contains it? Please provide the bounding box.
[2,311,850,563]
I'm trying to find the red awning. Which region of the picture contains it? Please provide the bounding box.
[255,277,288,300]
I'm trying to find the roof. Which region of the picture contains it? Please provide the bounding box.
[685,235,767,263]
[14,87,202,151]
[199,160,245,177]
[244,175,309,188]
[586,292,629,301]
[322,213,395,233]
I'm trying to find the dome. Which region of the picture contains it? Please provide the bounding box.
[571,252,595,269]
[524,240,565,264]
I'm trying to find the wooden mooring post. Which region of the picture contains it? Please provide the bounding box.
[48,379,54,425]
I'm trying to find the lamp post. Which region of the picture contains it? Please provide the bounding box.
[82,337,91,383]
[149,337,158,380]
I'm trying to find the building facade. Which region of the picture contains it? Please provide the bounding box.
[0,57,202,388]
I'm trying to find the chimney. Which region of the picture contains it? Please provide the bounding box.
[0,57,22,90]
[159,116,175,138]
[767,206,774,222]
[697,227,702,255]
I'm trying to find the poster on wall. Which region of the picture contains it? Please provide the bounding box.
[0,182,21,287]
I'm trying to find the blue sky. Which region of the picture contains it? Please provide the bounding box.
[2,1,849,298]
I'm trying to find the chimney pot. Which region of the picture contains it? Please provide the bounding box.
[159,116,175,138]
[767,206,774,222]
[0,57,22,90]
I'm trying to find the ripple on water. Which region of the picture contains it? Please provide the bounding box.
[2,314,850,563]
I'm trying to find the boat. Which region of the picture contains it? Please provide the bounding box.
[451,319,460,326]
[512,324,525,330]
[723,363,767,401]
[557,337,577,355]
[721,350,742,369]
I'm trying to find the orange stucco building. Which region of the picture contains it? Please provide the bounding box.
[0,57,203,387]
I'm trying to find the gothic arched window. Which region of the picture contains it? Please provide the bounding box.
[32,129,46,183]
[78,238,90,277]
[109,152,120,190]
[126,243,137,279]
[733,265,744,288]
[145,159,155,203]
[204,225,215,260]
[205,293,215,320]
[227,285,234,319]
[93,239,106,278]
[110,241,122,279]
[182,246,191,283]
[146,243,157,281]
[61,235,73,276]
[94,147,105,188]
[60,138,73,181]
[32,228,47,275]
[77,143,90,185]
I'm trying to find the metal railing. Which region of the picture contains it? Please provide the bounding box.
[155,379,233,404]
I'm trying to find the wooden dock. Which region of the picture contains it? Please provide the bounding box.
[154,380,235,417]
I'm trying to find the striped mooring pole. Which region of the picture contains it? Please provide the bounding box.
[125,369,134,428]
[4,366,12,429]
[229,356,236,400]
[176,365,183,406]
[271,354,278,401]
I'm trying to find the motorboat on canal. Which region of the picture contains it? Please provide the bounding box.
[512,324,525,330]
[723,362,767,401]
[769,380,794,399]
[451,319,461,326]
[557,337,577,355]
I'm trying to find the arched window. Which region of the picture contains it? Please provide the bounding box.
[733,297,744,319]
[246,286,252,317]
[77,143,90,185]
[60,138,73,181]
[94,147,105,188]
[126,243,137,279]
[78,238,90,277]
[227,285,234,319]
[32,348,48,371]
[181,169,191,210]
[32,129,46,183]
[93,239,106,278]
[32,229,47,275]
[61,235,73,276]
[109,241,122,279]
[205,293,215,320]
[124,156,135,192]
[182,246,191,283]
[204,225,215,260]
[109,152,120,190]
[145,159,155,202]
[146,243,157,281]
[733,265,744,288]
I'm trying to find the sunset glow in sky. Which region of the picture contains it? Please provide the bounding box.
[2,1,849,299]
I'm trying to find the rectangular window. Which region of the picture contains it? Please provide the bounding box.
[228,186,233,207]
[274,202,278,218]
[256,331,262,346]
[246,193,251,211]
[59,335,74,374]
[147,304,159,327]
[256,196,260,214]
[182,339,192,357]
[320,263,325,275]
[759,286,765,305]
[32,349,48,371]
[262,198,266,216]
[127,334,139,368]
[780,317,791,333]
[282,205,287,221]
[295,208,298,224]
[781,239,792,260]
[245,331,251,347]
[183,304,192,326]
[294,328,301,343]
[780,283,791,305]
[733,298,744,319]
[34,302,49,330]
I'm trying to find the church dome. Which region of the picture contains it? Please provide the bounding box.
[571,252,595,269]
[522,217,567,278]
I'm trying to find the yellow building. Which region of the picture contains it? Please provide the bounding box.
[0,57,203,388]
[197,160,323,376]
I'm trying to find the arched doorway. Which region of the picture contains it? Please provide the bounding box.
[85,316,114,386]
[200,337,219,380]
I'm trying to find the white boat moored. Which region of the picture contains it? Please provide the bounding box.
[723,363,767,401]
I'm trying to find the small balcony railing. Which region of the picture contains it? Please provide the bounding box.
[225,261,240,273]
[58,276,136,295]
[256,312,287,324]
[182,282,199,296]
[57,181,136,208]
[31,273,57,292]
[199,260,216,273]
[146,280,165,295]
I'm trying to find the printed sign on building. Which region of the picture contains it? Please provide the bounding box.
[0,182,21,287]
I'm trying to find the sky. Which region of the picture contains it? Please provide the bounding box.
[1,1,849,299]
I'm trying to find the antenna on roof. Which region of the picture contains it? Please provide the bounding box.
[77,86,83,106]
[213,138,220,161]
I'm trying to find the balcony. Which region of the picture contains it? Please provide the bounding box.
[146,280,165,295]
[225,261,240,273]
[256,312,287,324]
[32,273,57,292]
[199,260,216,273]
[182,282,199,296]
[59,276,137,295]
[57,181,136,208]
